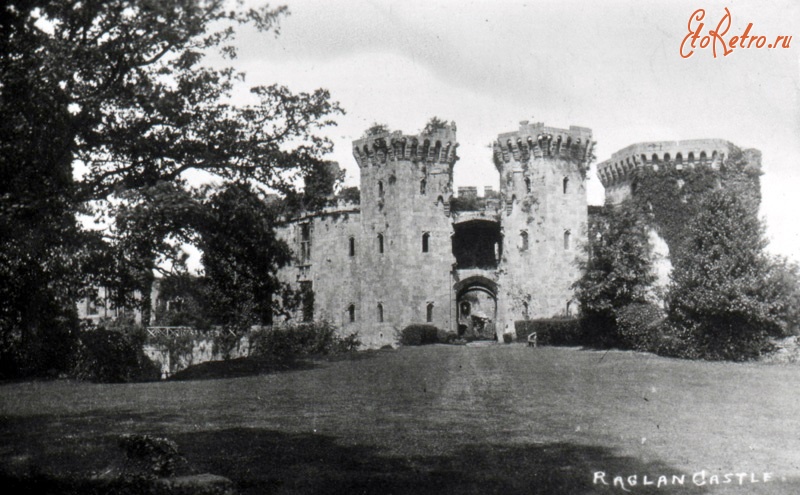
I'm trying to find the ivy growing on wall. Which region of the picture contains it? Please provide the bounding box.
[627,146,760,257]
[575,146,783,359]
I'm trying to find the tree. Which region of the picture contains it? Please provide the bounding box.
[1,0,343,376]
[152,273,211,330]
[283,160,345,214]
[572,203,657,345]
[196,183,294,330]
[422,117,449,135]
[667,189,785,360]
[362,123,389,138]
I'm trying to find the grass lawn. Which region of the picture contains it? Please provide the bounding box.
[1,345,799,494]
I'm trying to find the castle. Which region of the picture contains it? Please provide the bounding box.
[74,119,760,348]
[275,121,594,348]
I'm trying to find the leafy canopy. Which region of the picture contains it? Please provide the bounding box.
[667,189,787,360]
[1,0,344,374]
[573,203,657,315]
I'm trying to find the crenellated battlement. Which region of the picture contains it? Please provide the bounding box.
[597,139,737,187]
[352,122,459,169]
[492,121,594,171]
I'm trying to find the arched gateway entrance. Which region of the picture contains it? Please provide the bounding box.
[455,277,497,340]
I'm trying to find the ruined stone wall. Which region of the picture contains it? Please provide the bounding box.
[275,120,598,346]
[275,206,366,339]
[596,139,762,300]
[493,122,593,336]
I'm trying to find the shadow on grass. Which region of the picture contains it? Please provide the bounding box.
[171,428,714,495]
[167,356,318,381]
[168,350,386,382]
[4,420,799,494]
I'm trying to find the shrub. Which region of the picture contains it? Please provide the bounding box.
[399,324,441,346]
[436,328,459,344]
[1,303,81,379]
[635,318,770,361]
[249,321,359,359]
[335,331,362,353]
[579,312,621,348]
[615,303,666,351]
[117,434,184,479]
[515,319,583,346]
[648,319,700,359]
[667,189,784,361]
[71,319,160,383]
[146,328,198,367]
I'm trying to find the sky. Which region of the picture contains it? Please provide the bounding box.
[208,0,800,262]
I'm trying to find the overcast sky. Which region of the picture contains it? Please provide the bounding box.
[213,0,799,261]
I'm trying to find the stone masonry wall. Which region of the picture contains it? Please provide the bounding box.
[275,120,593,347]
[493,122,593,336]
[597,139,761,301]
[275,206,366,340]
[350,125,457,346]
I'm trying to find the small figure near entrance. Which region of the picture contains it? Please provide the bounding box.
[471,310,491,338]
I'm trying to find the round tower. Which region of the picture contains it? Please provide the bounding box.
[596,139,740,205]
[492,121,594,337]
[596,139,762,303]
[350,124,459,343]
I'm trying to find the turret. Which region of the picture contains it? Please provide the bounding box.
[348,123,460,343]
[596,139,748,204]
[352,123,459,169]
[352,123,458,216]
[491,120,592,338]
[493,121,593,208]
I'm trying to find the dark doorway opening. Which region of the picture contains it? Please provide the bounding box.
[456,281,497,340]
[452,220,502,269]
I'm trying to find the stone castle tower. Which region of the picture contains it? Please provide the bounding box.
[349,124,459,341]
[275,120,594,347]
[595,139,763,294]
[596,139,749,204]
[492,122,594,334]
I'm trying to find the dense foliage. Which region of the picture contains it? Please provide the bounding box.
[336,186,361,205]
[1,0,344,376]
[514,319,583,346]
[283,161,346,214]
[572,202,657,346]
[399,324,443,346]
[666,189,788,360]
[152,273,211,329]
[71,319,160,383]
[765,257,800,337]
[614,303,665,352]
[196,183,294,330]
[629,147,761,256]
[249,321,360,359]
[576,150,798,361]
